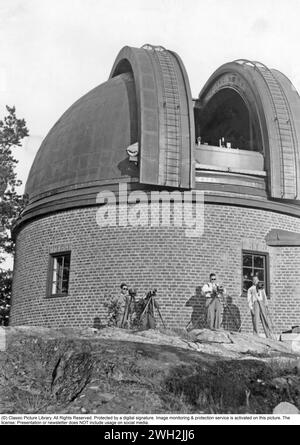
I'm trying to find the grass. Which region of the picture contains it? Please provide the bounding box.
[10,389,51,414]
[162,358,300,413]
[1,330,299,414]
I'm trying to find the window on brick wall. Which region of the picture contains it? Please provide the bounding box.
[47,252,71,297]
[242,251,269,297]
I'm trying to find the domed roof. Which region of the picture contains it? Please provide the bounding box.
[21,47,300,234]
[21,44,195,225]
[26,72,139,199]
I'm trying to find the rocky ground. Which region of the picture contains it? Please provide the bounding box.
[0,326,300,414]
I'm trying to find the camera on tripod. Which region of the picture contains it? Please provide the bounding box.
[146,288,157,299]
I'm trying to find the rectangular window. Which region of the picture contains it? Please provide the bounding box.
[242,250,269,296]
[47,252,71,297]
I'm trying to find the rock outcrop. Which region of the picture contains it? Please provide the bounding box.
[1,326,299,415]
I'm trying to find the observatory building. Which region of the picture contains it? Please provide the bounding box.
[10,44,300,333]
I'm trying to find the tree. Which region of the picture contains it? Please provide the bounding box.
[0,270,12,326]
[0,105,29,325]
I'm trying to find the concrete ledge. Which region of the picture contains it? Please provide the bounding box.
[196,163,267,177]
[279,333,300,354]
[195,143,264,171]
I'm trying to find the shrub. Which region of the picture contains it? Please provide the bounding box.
[103,296,122,327]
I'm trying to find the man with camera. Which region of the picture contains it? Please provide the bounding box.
[247,276,272,338]
[202,273,225,330]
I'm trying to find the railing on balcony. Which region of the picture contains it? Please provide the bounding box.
[195,144,266,176]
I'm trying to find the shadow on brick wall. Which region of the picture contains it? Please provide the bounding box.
[185,286,208,330]
[185,290,242,332]
[222,296,241,331]
[93,317,105,330]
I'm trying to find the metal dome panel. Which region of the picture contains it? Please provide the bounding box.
[198,60,300,200]
[25,72,139,199]
[110,44,195,189]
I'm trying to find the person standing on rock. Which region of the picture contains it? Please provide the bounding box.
[202,273,225,330]
[247,276,272,338]
[117,283,130,328]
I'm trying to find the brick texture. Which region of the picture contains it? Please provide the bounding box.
[10,203,300,335]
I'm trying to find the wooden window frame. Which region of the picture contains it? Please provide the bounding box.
[46,251,71,298]
[241,250,270,297]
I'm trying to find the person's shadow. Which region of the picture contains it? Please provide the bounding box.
[93,316,105,330]
[185,286,208,331]
[222,295,241,331]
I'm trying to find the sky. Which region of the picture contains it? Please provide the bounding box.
[2,0,300,189]
[1,0,300,188]
[1,0,300,269]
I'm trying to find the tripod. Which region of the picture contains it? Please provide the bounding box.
[141,291,166,329]
[186,291,241,332]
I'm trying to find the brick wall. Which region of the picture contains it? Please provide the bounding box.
[10,203,300,334]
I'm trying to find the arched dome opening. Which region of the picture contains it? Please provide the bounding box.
[195,88,263,152]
